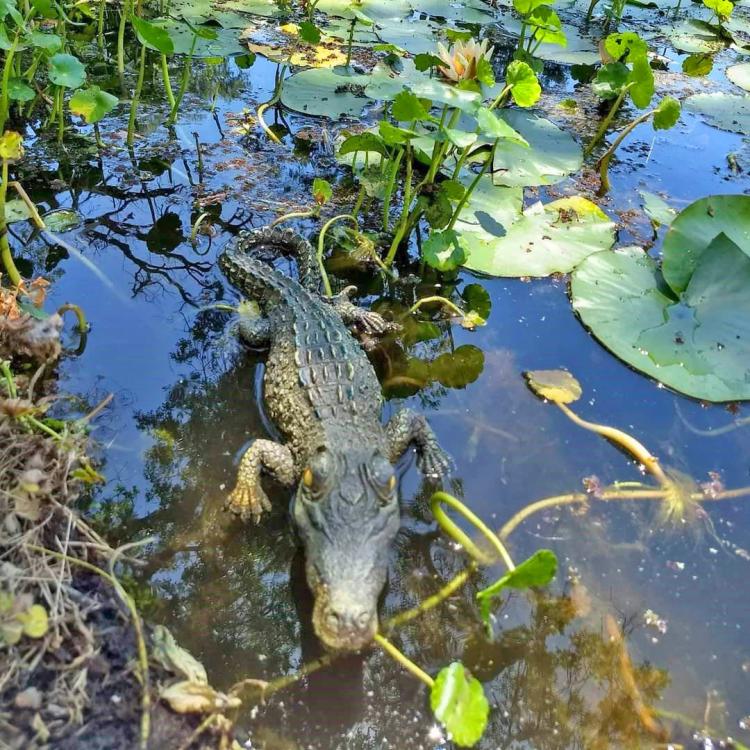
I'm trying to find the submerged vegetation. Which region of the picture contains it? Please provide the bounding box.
[1,0,749,742]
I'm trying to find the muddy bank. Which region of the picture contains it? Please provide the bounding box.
[0,331,238,750]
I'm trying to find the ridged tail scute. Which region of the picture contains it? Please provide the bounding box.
[219,226,322,294]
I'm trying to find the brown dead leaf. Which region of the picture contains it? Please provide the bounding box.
[160,681,241,714]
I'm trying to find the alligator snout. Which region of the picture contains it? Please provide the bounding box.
[314,594,378,652]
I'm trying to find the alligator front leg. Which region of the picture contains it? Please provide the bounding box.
[331,286,399,339]
[386,409,451,479]
[226,439,296,523]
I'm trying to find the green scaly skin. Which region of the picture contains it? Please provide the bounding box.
[218,227,451,652]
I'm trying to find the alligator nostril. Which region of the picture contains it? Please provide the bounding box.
[326,611,340,631]
[356,612,371,630]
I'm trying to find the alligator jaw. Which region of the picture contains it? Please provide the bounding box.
[311,586,378,653]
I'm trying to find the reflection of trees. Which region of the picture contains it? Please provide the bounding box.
[86,303,672,749]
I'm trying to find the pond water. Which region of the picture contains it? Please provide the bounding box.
[12,8,750,748]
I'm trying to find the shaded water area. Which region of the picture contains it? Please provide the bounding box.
[12,11,750,748]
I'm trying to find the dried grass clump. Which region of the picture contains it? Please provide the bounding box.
[0,380,232,749]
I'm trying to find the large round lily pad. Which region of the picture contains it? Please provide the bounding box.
[280,67,373,118]
[661,194,750,294]
[493,110,582,187]
[727,63,750,91]
[459,196,615,277]
[684,92,750,134]
[571,240,750,402]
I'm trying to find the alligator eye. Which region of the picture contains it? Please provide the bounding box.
[370,455,396,495]
[302,468,314,487]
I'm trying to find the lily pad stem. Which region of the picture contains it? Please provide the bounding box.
[167,34,198,126]
[373,633,434,687]
[256,64,286,144]
[446,139,497,230]
[117,0,131,77]
[0,158,21,286]
[57,302,88,332]
[317,214,357,297]
[489,84,512,111]
[381,148,404,232]
[127,42,147,147]
[190,211,210,243]
[596,109,654,193]
[11,181,45,228]
[555,401,670,486]
[385,144,413,265]
[584,84,631,156]
[160,54,176,109]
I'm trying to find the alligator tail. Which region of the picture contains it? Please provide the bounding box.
[221,226,322,294]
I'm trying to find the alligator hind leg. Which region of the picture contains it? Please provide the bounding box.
[237,301,271,348]
[386,409,451,479]
[226,439,296,523]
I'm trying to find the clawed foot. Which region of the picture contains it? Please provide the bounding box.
[331,285,401,341]
[225,481,272,523]
[417,442,453,481]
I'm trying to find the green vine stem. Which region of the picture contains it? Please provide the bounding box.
[381,148,404,232]
[57,303,88,332]
[317,214,357,297]
[373,633,434,686]
[117,0,131,76]
[270,208,317,227]
[584,84,632,156]
[127,42,147,147]
[489,84,512,111]
[407,295,464,319]
[431,491,516,570]
[596,109,654,193]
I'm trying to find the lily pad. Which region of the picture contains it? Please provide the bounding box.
[452,174,523,237]
[684,92,750,134]
[668,19,727,54]
[571,239,750,402]
[459,196,615,277]
[727,62,750,90]
[430,662,489,748]
[492,110,582,187]
[661,194,750,294]
[280,67,373,118]
[640,190,676,227]
[524,369,582,403]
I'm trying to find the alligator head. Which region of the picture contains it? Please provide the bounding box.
[292,444,399,652]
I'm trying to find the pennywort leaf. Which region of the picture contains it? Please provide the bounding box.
[430,663,489,748]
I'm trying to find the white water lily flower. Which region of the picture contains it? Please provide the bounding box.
[436,38,495,83]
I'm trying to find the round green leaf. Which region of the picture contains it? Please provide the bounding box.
[653,96,680,130]
[422,229,466,271]
[478,548,558,600]
[661,194,750,294]
[461,283,491,322]
[525,370,581,403]
[572,240,750,402]
[280,67,372,118]
[43,208,82,232]
[684,92,750,134]
[431,345,484,387]
[339,132,387,156]
[492,110,582,187]
[682,53,714,77]
[668,19,727,54]
[69,85,118,123]
[392,89,430,121]
[132,16,174,53]
[430,662,489,747]
[8,77,34,102]
[312,177,332,204]
[727,62,750,91]
[28,30,61,51]
[460,196,615,277]
[48,53,86,88]
[593,62,629,99]
[505,60,541,107]
[639,190,676,227]
[475,107,527,144]
[627,54,654,108]
[604,31,648,61]
[5,198,32,223]
[19,604,49,638]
